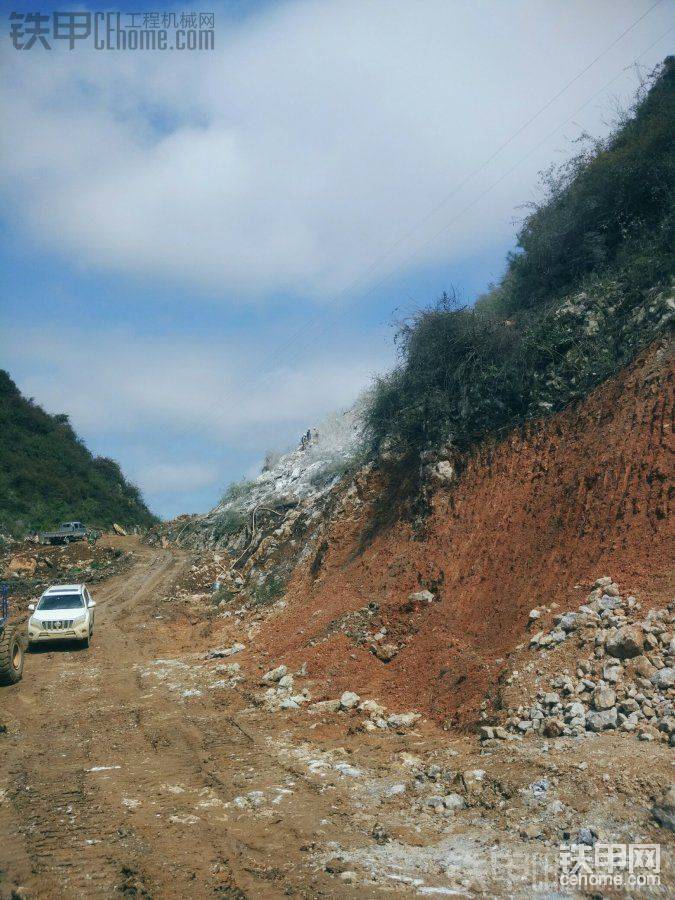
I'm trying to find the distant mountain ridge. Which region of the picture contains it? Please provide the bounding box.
[0,370,157,536]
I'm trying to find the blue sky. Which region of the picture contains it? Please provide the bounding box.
[2,0,673,518]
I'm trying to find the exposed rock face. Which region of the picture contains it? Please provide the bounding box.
[151,327,671,729]
[250,341,672,726]
[4,555,36,577]
[170,405,366,553]
[427,460,455,484]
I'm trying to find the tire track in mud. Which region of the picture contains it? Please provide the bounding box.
[0,541,384,900]
[0,545,181,898]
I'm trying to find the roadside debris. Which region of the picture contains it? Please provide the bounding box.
[495,579,675,744]
[207,642,245,658]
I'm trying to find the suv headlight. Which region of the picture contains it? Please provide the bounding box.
[72,614,87,626]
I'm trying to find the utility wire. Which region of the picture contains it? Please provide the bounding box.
[168,5,670,448]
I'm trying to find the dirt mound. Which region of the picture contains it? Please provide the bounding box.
[255,340,673,726]
[0,534,137,611]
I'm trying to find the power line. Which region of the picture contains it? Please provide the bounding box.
[169,5,670,446]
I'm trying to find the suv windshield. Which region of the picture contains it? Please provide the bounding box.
[38,595,85,611]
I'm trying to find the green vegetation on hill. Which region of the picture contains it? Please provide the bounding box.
[0,371,158,535]
[366,58,674,463]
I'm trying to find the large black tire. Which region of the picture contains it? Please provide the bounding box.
[0,625,24,685]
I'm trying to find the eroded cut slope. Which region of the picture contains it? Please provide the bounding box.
[255,340,673,726]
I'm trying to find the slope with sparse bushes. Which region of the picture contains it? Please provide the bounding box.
[365,58,674,466]
[162,60,674,732]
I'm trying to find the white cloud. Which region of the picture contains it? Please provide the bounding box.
[4,324,392,440]
[134,462,220,493]
[5,321,393,514]
[1,0,670,300]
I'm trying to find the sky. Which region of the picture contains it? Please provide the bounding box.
[1,0,673,519]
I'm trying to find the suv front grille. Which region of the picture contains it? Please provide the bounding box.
[43,620,74,630]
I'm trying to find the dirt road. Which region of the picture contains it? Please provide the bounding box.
[0,541,387,899]
[2,540,673,899]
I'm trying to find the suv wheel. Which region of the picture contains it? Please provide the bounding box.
[0,626,25,685]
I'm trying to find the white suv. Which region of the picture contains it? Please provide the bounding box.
[28,584,96,648]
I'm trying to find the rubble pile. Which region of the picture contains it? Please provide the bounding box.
[490,578,675,744]
[308,691,421,731]
[251,660,423,730]
[1,539,133,600]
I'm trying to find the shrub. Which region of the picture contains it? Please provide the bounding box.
[220,479,256,506]
[365,294,535,457]
[250,575,285,606]
[365,59,674,465]
[500,58,674,314]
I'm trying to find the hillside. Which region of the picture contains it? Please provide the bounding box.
[154,59,674,728]
[253,339,673,725]
[367,56,674,464]
[120,62,675,890]
[0,370,157,536]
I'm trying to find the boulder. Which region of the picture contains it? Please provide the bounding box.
[543,718,564,737]
[208,642,245,658]
[279,698,300,710]
[593,577,613,589]
[598,595,621,612]
[372,643,399,662]
[443,793,465,811]
[577,827,598,846]
[558,612,579,632]
[358,699,386,718]
[602,664,622,683]
[586,708,617,731]
[309,699,341,714]
[386,712,421,728]
[605,626,644,659]
[651,668,675,689]
[659,717,675,735]
[215,663,240,677]
[262,665,288,684]
[592,687,616,711]
[339,691,360,711]
[409,589,435,604]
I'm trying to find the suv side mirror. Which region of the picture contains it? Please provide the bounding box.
[28,603,35,611]
[88,600,96,608]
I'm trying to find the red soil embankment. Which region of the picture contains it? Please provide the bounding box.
[257,341,674,725]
